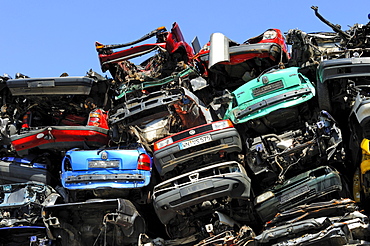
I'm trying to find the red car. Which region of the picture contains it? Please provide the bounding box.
[6,75,110,156]
[96,22,196,86]
[11,108,109,156]
[197,29,290,90]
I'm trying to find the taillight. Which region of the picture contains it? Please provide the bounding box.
[137,154,151,171]
[21,111,32,129]
[87,109,108,129]
[87,112,102,126]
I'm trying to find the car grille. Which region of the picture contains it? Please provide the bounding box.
[171,124,213,142]
[169,184,229,206]
[278,189,316,209]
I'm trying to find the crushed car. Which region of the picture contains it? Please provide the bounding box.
[254,165,344,223]
[109,87,213,150]
[244,110,344,191]
[5,71,112,157]
[43,198,146,246]
[285,28,341,82]
[216,66,344,188]
[309,6,370,117]
[198,28,290,91]
[348,77,370,207]
[96,23,206,100]
[265,198,359,228]
[305,7,370,209]
[353,138,370,207]
[60,143,153,203]
[222,66,316,131]
[152,161,255,240]
[0,182,61,245]
[250,199,370,245]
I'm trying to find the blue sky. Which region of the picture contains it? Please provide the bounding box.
[1,0,369,78]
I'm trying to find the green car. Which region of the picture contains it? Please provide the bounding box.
[223,67,315,126]
[254,165,343,223]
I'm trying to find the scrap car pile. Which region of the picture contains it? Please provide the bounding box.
[0,6,370,246]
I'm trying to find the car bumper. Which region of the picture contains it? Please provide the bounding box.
[62,170,151,190]
[317,57,370,84]
[152,162,251,225]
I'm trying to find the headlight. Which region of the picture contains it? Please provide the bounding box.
[255,191,275,205]
[212,120,233,130]
[154,137,173,151]
[263,30,277,40]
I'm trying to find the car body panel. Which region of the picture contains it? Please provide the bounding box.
[6,76,94,96]
[10,125,109,156]
[0,156,51,184]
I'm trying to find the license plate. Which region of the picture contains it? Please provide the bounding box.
[179,135,212,150]
[88,160,120,168]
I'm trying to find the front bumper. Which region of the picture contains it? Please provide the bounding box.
[152,161,251,225]
[317,57,370,84]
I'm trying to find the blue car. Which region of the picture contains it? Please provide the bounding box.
[61,144,153,202]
